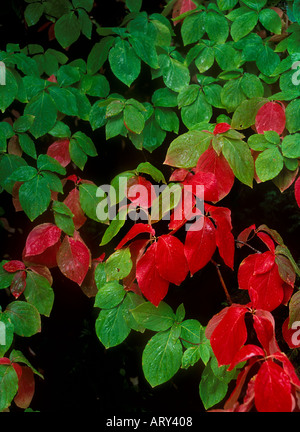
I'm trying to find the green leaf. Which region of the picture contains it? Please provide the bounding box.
[124,104,145,134]
[48,86,78,116]
[0,364,18,412]
[258,8,282,34]
[0,261,14,290]
[221,78,247,112]
[37,154,66,175]
[155,107,179,133]
[230,11,258,42]
[177,85,199,108]
[24,91,57,138]
[9,349,43,378]
[181,91,212,129]
[100,212,127,246]
[142,328,183,387]
[164,130,211,168]
[49,121,71,138]
[94,262,107,289]
[181,346,202,369]
[128,34,159,69]
[181,12,205,46]
[71,131,97,157]
[4,301,41,337]
[214,44,241,71]
[217,0,238,10]
[136,162,166,184]
[256,44,280,77]
[80,74,110,98]
[152,88,178,108]
[57,64,81,86]
[285,99,300,133]
[24,2,44,26]
[0,313,14,357]
[87,37,115,75]
[79,183,104,222]
[0,69,18,113]
[126,0,142,12]
[108,37,141,87]
[140,115,166,152]
[5,166,37,184]
[13,114,35,133]
[242,0,267,11]
[105,248,132,281]
[19,175,51,221]
[72,0,94,12]
[55,12,81,49]
[248,133,271,151]
[53,205,75,236]
[199,359,229,409]
[121,292,145,332]
[41,171,63,194]
[0,154,27,193]
[24,272,54,317]
[131,301,176,331]
[195,46,215,73]
[95,303,131,348]
[89,101,107,131]
[221,137,254,186]
[158,53,190,92]
[205,11,229,44]
[281,133,300,158]
[95,280,126,309]
[255,147,284,181]
[241,73,264,98]
[231,97,267,129]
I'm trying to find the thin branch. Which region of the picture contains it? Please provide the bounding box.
[211,259,232,305]
[235,239,262,254]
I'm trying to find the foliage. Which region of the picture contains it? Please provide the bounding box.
[0,0,300,412]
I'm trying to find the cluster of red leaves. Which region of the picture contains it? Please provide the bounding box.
[205,226,300,412]
[0,358,35,410]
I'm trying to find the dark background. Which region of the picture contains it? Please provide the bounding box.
[0,0,299,413]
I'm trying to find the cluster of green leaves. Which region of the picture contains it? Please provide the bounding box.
[1,0,300,412]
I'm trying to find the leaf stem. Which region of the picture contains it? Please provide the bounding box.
[211,259,232,305]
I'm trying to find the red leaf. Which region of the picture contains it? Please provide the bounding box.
[47,139,71,168]
[206,205,234,269]
[172,0,197,25]
[253,309,280,355]
[236,224,256,248]
[0,358,11,365]
[25,223,62,257]
[282,317,300,349]
[238,253,257,290]
[12,363,22,379]
[195,147,235,202]
[123,239,149,294]
[256,231,275,253]
[169,168,190,182]
[273,351,300,387]
[156,234,189,285]
[184,171,218,202]
[249,263,284,311]
[63,187,87,230]
[116,223,155,250]
[13,366,35,409]
[255,101,286,135]
[228,344,265,371]
[136,242,169,306]
[254,360,293,412]
[56,234,91,285]
[168,189,197,231]
[253,251,275,275]
[127,176,156,209]
[10,270,27,299]
[184,215,216,276]
[22,241,61,269]
[295,176,300,208]
[213,123,231,135]
[3,260,25,273]
[209,305,248,366]
[47,75,57,83]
